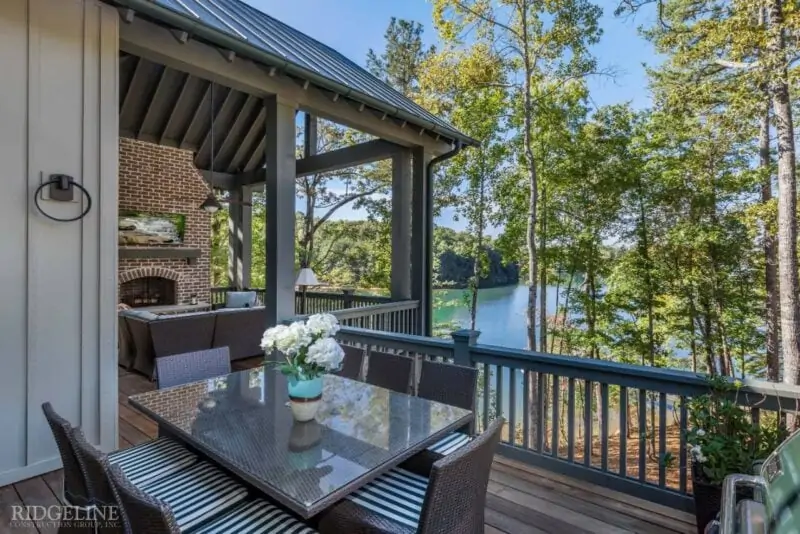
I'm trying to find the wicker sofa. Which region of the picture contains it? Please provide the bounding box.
[119,306,267,378]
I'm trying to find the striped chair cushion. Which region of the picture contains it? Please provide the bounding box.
[108,437,197,486]
[142,462,248,531]
[426,432,472,456]
[346,468,429,529]
[193,500,318,534]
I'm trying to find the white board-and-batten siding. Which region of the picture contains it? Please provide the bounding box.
[0,0,118,485]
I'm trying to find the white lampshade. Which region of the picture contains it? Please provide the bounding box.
[295,267,319,287]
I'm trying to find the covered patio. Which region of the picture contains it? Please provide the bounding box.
[114,4,464,336]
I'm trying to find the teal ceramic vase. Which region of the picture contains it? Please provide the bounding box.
[287,375,323,422]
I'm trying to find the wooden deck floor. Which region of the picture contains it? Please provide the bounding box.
[1,362,696,534]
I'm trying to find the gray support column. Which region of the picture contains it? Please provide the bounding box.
[411,146,432,336]
[304,113,317,158]
[264,95,298,327]
[227,186,252,289]
[391,150,412,301]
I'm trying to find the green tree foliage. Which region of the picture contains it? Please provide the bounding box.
[367,18,435,98]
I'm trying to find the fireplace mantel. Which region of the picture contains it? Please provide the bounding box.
[118,247,201,265]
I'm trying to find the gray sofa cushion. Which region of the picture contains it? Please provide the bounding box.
[121,309,160,321]
[226,291,257,308]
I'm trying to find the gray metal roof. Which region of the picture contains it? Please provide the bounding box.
[114,0,476,147]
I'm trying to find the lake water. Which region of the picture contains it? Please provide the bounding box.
[433,284,562,349]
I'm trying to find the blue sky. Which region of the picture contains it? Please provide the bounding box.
[246,0,660,230]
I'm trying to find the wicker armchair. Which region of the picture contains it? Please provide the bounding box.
[107,463,319,534]
[155,347,231,389]
[365,351,413,394]
[403,361,478,474]
[318,418,504,534]
[41,402,92,508]
[336,344,366,381]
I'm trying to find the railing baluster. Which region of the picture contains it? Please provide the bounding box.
[620,386,628,478]
[537,373,545,452]
[567,377,575,462]
[659,392,667,488]
[584,380,592,466]
[509,368,517,446]
[751,406,761,428]
[638,389,647,482]
[601,383,609,471]
[482,363,489,432]
[523,369,530,450]
[680,396,688,493]
[552,375,560,457]
[496,366,504,441]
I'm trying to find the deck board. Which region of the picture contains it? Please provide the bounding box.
[0,363,695,534]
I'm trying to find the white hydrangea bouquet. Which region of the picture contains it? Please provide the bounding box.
[260,313,345,381]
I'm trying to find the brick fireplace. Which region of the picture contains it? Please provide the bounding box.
[118,138,212,305]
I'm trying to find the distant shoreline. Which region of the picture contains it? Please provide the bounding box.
[433,282,520,291]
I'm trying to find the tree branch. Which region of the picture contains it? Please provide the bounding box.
[714,58,759,70]
[313,186,386,232]
[452,0,522,40]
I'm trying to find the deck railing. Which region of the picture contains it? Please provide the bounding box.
[333,326,800,513]
[209,287,391,314]
[295,290,392,314]
[297,300,421,336]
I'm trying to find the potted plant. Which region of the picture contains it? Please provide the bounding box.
[260,313,344,422]
[685,376,785,533]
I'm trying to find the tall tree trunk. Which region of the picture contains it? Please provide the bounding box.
[520,8,541,445]
[587,258,603,443]
[470,159,487,331]
[761,99,780,381]
[558,268,576,355]
[767,0,800,389]
[636,176,656,369]
[551,272,562,353]
[700,297,716,374]
[540,182,548,352]
[301,187,315,268]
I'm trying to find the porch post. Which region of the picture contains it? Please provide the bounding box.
[304,113,317,158]
[264,95,297,327]
[411,146,433,336]
[227,185,252,289]
[391,149,412,301]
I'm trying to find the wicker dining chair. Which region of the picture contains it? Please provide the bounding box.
[73,427,250,533]
[318,418,504,534]
[336,344,366,381]
[41,402,93,509]
[365,350,414,394]
[107,463,319,534]
[155,347,231,389]
[402,361,479,475]
[44,401,197,493]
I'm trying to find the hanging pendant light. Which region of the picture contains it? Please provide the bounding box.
[200,80,223,213]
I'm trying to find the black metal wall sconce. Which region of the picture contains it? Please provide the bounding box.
[34,174,92,222]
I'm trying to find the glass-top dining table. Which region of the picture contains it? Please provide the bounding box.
[128,367,473,519]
